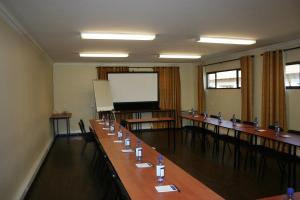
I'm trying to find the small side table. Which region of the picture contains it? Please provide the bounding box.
[50,112,72,136]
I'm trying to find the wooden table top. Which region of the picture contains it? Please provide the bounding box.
[258,192,300,199]
[126,117,175,123]
[50,112,72,119]
[181,114,300,147]
[90,119,223,200]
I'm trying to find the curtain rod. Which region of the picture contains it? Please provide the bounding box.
[202,55,254,67]
[260,46,300,56]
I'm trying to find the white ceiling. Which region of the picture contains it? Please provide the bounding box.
[1,0,300,63]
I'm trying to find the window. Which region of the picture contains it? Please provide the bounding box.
[285,62,300,89]
[207,69,241,89]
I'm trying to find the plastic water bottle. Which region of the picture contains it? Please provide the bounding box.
[117,126,123,140]
[156,154,165,183]
[135,140,143,161]
[218,112,222,124]
[232,114,237,126]
[109,121,115,133]
[124,132,131,149]
[254,117,259,130]
[274,122,280,136]
[203,112,207,119]
[191,108,195,117]
[287,187,294,200]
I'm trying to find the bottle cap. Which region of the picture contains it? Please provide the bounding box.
[287,187,294,195]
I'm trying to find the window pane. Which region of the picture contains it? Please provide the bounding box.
[285,64,300,87]
[216,70,237,88]
[238,70,241,88]
[208,73,216,88]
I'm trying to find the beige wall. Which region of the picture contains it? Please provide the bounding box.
[204,60,241,120]
[284,48,300,130]
[0,16,53,199]
[53,63,196,132]
[203,48,300,130]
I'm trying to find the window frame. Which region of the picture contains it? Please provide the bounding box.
[285,61,300,89]
[206,68,241,89]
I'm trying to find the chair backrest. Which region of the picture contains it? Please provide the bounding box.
[79,119,87,134]
[242,121,255,126]
[210,114,218,119]
[268,125,283,131]
[288,129,300,135]
[230,118,241,123]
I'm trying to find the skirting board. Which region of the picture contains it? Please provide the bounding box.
[17,137,54,200]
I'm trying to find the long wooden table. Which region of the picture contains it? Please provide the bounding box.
[258,192,300,200]
[90,119,223,200]
[126,117,176,151]
[181,114,300,189]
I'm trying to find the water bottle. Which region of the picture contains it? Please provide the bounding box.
[274,122,280,136]
[156,154,165,183]
[105,117,109,128]
[232,114,237,126]
[254,117,259,130]
[124,132,131,149]
[117,126,123,140]
[203,112,207,119]
[218,112,222,124]
[191,108,195,117]
[135,140,143,161]
[109,120,115,133]
[287,187,294,200]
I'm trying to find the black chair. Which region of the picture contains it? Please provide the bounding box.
[78,119,97,155]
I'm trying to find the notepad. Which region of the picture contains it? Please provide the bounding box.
[194,115,199,118]
[98,122,105,125]
[155,185,179,193]
[280,134,291,138]
[102,127,109,130]
[114,140,123,143]
[135,163,152,168]
[107,133,115,136]
[257,129,266,132]
[121,149,134,153]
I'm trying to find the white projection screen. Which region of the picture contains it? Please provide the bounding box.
[108,73,158,103]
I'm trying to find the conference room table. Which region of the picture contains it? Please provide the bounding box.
[258,192,300,200]
[181,114,300,189]
[90,119,223,200]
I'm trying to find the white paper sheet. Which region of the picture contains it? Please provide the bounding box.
[155,185,178,193]
[135,163,152,168]
[114,140,123,143]
[280,134,291,138]
[121,149,134,153]
[107,133,115,136]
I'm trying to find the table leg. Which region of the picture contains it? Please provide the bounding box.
[173,120,176,152]
[288,145,292,186]
[67,118,70,136]
[293,146,296,188]
[52,120,56,136]
[56,119,59,135]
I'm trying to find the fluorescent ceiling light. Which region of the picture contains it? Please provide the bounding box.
[159,54,201,59]
[198,37,256,45]
[81,33,155,40]
[79,53,129,58]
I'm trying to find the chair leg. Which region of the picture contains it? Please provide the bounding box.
[81,142,87,155]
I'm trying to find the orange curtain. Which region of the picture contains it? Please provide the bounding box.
[153,67,182,128]
[197,65,205,114]
[240,56,253,121]
[261,50,287,129]
[97,66,129,80]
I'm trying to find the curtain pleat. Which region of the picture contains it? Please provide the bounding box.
[97,66,129,80]
[153,67,182,128]
[240,56,253,121]
[261,50,287,129]
[197,65,205,114]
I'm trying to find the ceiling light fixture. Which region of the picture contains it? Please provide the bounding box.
[198,37,256,45]
[79,53,129,58]
[159,54,201,59]
[81,33,155,40]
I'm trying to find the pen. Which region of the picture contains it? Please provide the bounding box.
[172,184,181,192]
